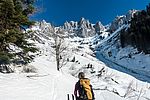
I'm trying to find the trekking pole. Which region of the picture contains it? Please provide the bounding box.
[72,94,74,100]
[67,94,70,100]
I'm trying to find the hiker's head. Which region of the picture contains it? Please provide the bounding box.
[78,72,85,79]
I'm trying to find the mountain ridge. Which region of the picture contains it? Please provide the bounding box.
[27,9,150,83]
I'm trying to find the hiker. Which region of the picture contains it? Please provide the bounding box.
[74,72,95,100]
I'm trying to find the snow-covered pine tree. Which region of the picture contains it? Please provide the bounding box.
[0,0,37,72]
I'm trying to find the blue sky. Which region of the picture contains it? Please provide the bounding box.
[30,0,150,25]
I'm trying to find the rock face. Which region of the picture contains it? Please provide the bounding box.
[30,9,139,38]
[109,10,138,32]
[94,21,105,33]
[62,10,137,38]
[120,8,150,54]
[34,20,55,34]
[63,21,78,31]
[31,10,138,39]
[31,18,106,38]
[62,17,105,37]
[76,18,95,37]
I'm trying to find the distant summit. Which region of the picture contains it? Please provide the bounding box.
[32,17,105,38]
[62,17,106,37]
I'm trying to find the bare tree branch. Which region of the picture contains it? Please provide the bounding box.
[50,28,70,71]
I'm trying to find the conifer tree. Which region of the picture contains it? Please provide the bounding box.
[120,3,150,54]
[0,0,37,66]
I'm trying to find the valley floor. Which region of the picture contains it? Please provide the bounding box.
[0,36,150,100]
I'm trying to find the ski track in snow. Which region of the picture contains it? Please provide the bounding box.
[51,76,57,100]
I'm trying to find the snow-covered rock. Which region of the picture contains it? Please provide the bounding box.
[109,9,138,32]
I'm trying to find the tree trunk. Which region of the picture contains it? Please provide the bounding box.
[56,52,60,71]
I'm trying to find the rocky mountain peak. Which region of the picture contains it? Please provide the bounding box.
[32,18,105,38]
[94,21,105,33]
[109,9,138,32]
[126,9,138,20]
[78,17,91,29]
[61,17,105,37]
[63,21,78,30]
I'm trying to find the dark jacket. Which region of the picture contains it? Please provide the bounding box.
[74,78,95,100]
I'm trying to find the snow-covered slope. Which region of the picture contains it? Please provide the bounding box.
[1,19,150,100]
[1,9,150,100]
[94,17,150,83]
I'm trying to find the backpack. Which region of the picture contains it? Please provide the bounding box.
[78,78,94,100]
